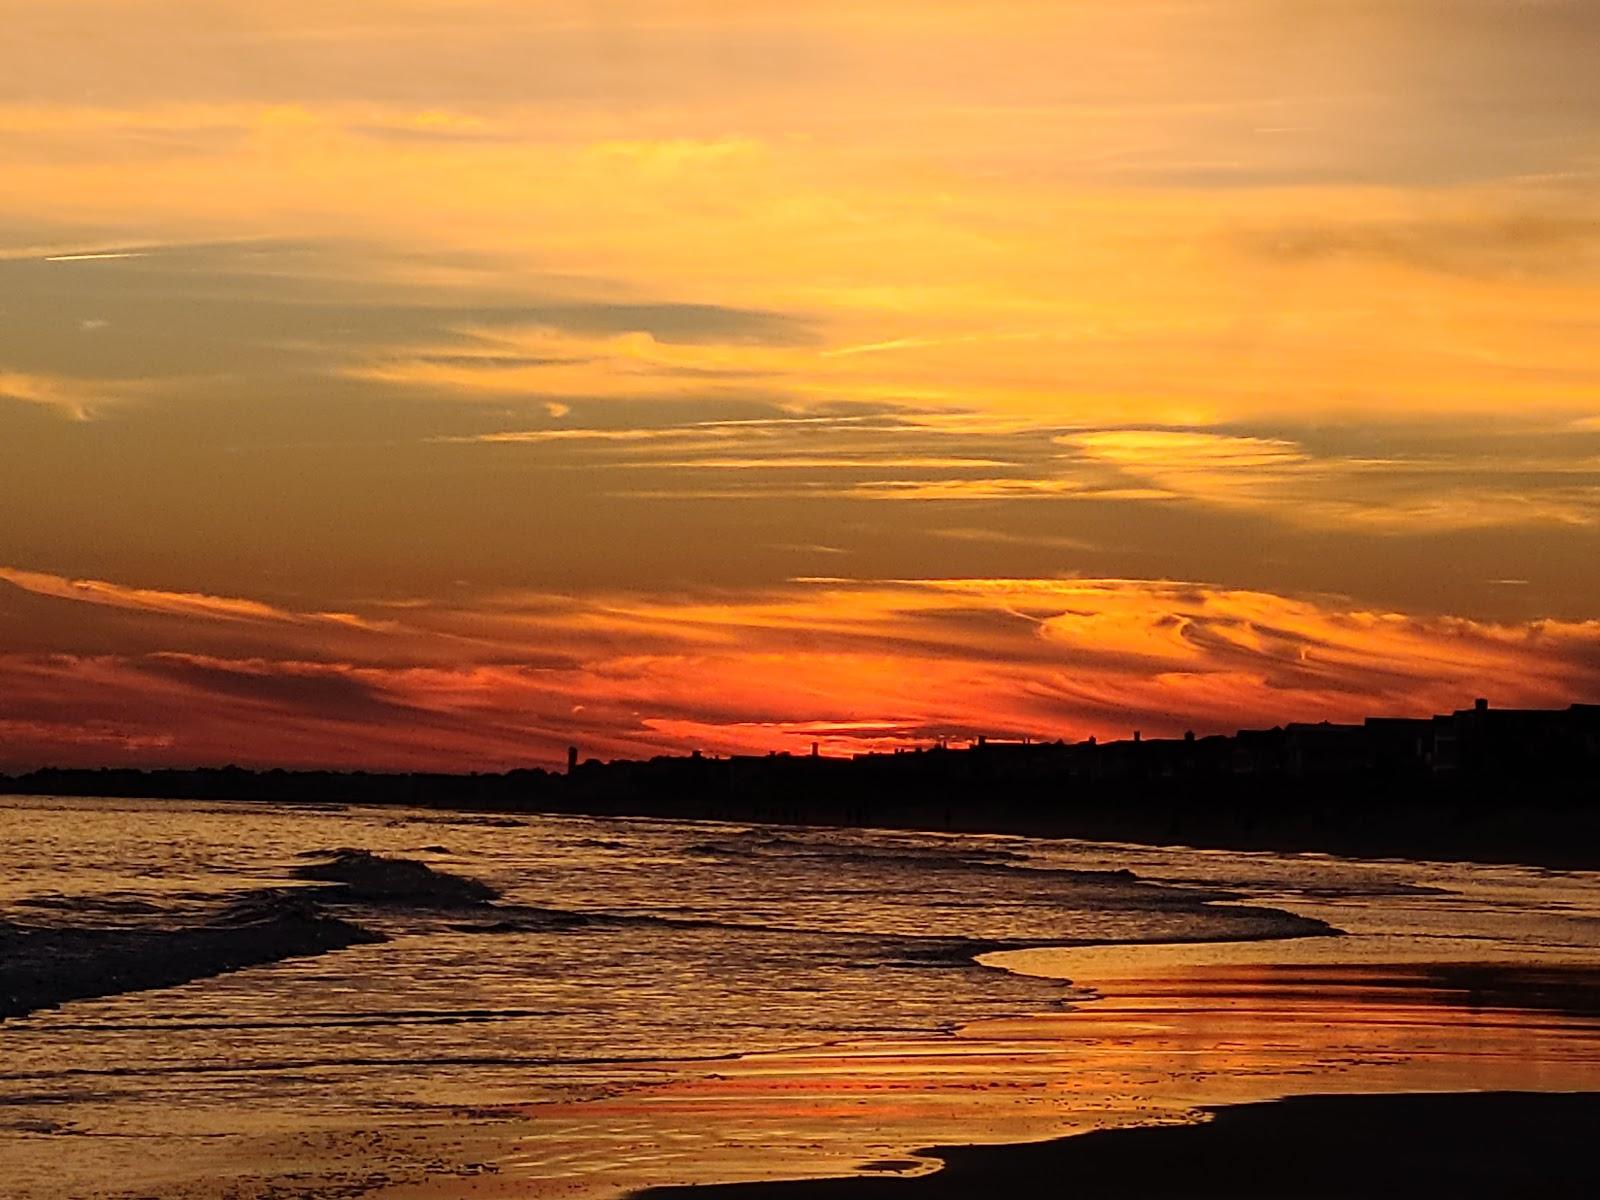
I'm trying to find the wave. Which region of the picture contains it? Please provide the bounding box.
[3,857,512,1024]
[12,893,167,918]
[682,835,1125,878]
[3,850,505,1020]
[2,845,1337,1022]
[0,893,383,1021]
[446,898,1335,955]
[292,848,499,907]
[383,813,530,829]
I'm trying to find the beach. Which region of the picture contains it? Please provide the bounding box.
[378,847,1600,1199]
[375,948,1600,1199]
[4,798,1600,1199]
[637,1091,1600,1199]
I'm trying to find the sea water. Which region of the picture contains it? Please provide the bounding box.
[3,795,1598,1198]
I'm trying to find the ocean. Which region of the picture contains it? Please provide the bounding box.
[4,795,1599,1198]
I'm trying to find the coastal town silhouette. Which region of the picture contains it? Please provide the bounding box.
[10,698,1597,866]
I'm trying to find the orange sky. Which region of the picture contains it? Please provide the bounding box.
[2,2,1598,770]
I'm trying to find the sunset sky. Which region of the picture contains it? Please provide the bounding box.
[2,1,1598,770]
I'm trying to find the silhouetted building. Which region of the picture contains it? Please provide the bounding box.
[1285,723,1372,778]
[1433,698,1596,776]
[1364,717,1435,773]
[5,699,1596,859]
[1231,727,1287,776]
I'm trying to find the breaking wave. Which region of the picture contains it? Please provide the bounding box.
[0,894,382,1020]
[2,839,1332,1024]
[293,848,500,906]
[2,850,507,1019]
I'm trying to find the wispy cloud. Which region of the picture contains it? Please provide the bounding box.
[434,413,1600,534]
[43,251,151,262]
[1060,429,1600,531]
[0,371,131,420]
[0,566,393,631]
[3,566,1596,770]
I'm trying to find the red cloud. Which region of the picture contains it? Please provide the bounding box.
[2,569,1596,771]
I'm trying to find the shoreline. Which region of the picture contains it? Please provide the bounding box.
[632,1091,1600,1199]
[8,799,1600,1200]
[378,950,1600,1199]
[8,789,1600,875]
[492,879,1600,1198]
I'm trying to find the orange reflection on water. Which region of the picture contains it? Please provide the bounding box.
[414,956,1600,1200]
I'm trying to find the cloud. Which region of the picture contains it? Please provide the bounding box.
[136,653,407,722]
[0,371,127,420]
[0,244,813,405]
[2,566,1596,771]
[636,456,1015,471]
[426,412,1600,536]
[0,566,392,630]
[1060,429,1600,532]
[933,528,1096,552]
[2,0,1599,754]
[350,330,796,403]
[842,479,1163,502]
[1241,212,1600,279]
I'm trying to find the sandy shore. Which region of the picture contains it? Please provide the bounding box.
[373,848,1600,1199]
[634,1091,1600,1199]
[601,875,1600,1200]
[374,950,1600,1200]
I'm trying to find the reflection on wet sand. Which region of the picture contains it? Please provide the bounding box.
[638,1091,1600,1199]
[388,952,1600,1198]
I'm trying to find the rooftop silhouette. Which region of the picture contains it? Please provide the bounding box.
[6,699,1598,867]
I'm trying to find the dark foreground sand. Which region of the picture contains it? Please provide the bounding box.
[637,1092,1600,1199]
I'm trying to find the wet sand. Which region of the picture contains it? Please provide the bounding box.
[379,952,1600,1200]
[21,938,1588,1200]
[635,1091,1600,1199]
